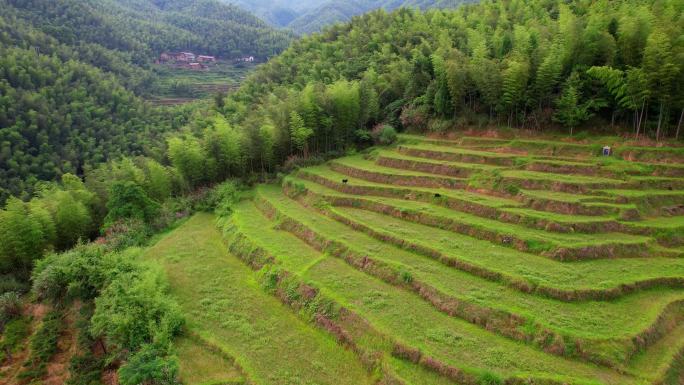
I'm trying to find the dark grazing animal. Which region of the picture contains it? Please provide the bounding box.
[434,193,441,198]
[342,179,349,184]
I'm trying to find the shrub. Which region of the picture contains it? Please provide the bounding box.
[208,181,241,217]
[32,244,125,304]
[372,124,398,145]
[477,371,503,385]
[427,118,452,133]
[102,219,151,251]
[0,317,30,363]
[118,343,180,385]
[90,268,183,353]
[0,291,21,330]
[104,181,160,229]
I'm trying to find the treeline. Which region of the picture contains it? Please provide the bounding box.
[227,0,683,143]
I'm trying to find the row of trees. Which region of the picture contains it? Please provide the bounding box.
[169,77,386,186]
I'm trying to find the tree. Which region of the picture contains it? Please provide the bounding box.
[167,137,207,189]
[534,47,563,109]
[553,82,594,136]
[642,30,678,139]
[289,111,313,157]
[587,66,649,136]
[52,191,92,251]
[0,198,50,276]
[501,60,529,126]
[104,182,160,228]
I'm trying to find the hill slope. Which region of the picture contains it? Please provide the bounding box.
[0,0,293,203]
[157,133,684,384]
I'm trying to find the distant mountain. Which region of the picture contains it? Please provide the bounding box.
[288,0,476,34]
[226,0,474,33]
[225,0,324,27]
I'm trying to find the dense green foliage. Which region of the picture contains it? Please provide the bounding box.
[5,0,292,60]
[232,0,476,34]
[155,0,682,192]
[32,245,184,385]
[0,0,293,204]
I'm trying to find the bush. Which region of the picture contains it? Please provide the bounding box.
[0,291,21,330]
[101,219,151,251]
[0,317,30,363]
[208,181,241,217]
[104,181,160,230]
[118,343,180,385]
[32,245,126,304]
[372,124,397,145]
[90,267,183,353]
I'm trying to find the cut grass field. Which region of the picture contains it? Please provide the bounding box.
[142,133,684,385]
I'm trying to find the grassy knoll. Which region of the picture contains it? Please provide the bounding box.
[236,193,646,384]
[141,213,373,385]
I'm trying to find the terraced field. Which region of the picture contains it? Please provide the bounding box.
[154,135,684,385]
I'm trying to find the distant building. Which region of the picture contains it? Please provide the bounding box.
[178,52,196,62]
[236,56,255,63]
[197,55,216,63]
[186,62,207,70]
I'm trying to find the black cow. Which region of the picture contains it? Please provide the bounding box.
[342,179,349,184]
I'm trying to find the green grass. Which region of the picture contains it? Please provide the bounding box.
[295,168,652,251]
[141,213,373,385]
[375,149,504,172]
[501,169,626,186]
[140,134,684,384]
[283,177,684,288]
[399,143,517,160]
[255,184,684,339]
[238,192,648,384]
[300,164,520,208]
[175,336,244,385]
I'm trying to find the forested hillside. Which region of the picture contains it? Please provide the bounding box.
[184,0,681,183]
[0,0,292,203]
[6,0,292,59]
